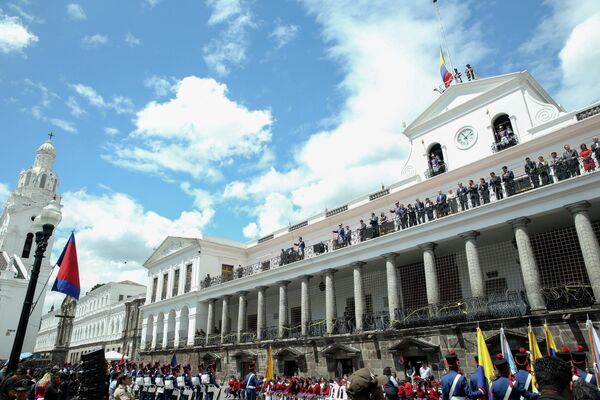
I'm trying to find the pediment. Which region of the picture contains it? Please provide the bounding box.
[143,236,199,267]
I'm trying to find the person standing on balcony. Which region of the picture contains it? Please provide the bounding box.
[407,204,417,227]
[447,190,458,214]
[425,198,435,221]
[370,213,379,237]
[478,179,490,204]
[591,136,600,164]
[333,224,346,247]
[467,180,480,207]
[345,225,352,246]
[489,172,503,200]
[562,144,581,177]
[294,237,306,258]
[537,156,552,186]
[415,198,426,223]
[501,166,515,196]
[457,183,469,211]
[525,157,540,188]
[436,190,448,217]
[579,144,596,172]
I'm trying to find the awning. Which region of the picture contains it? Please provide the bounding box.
[320,343,361,357]
[105,351,128,361]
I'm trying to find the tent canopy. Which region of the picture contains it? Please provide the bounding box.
[104,351,128,361]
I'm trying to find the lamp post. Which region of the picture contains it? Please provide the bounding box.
[7,200,61,373]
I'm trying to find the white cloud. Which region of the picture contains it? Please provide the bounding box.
[0,182,10,206]
[8,4,41,24]
[203,0,255,75]
[242,221,257,239]
[49,118,77,133]
[71,83,134,114]
[105,76,273,179]
[23,79,59,108]
[125,32,141,47]
[180,182,214,210]
[104,127,119,135]
[0,9,38,54]
[144,75,176,97]
[223,0,488,238]
[270,23,299,49]
[66,96,86,117]
[82,33,108,48]
[66,3,86,21]
[43,188,214,311]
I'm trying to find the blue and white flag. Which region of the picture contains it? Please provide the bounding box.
[500,327,518,375]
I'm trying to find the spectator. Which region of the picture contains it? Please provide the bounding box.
[436,190,448,217]
[490,172,503,200]
[579,144,596,172]
[425,198,435,221]
[370,213,379,238]
[563,144,581,177]
[457,183,469,211]
[534,356,573,400]
[501,166,515,196]
[407,204,417,227]
[591,136,600,164]
[468,179,480,207]
[345,225,353,246]
[447,189,458,214]
[572,380,600,400]
[478,178,490,204]
[550,151,567,181]
[43,374,62,400]
[113,374,134,400]
[415,198,426,223]
[537,156,552,186]
[525,157,540,188]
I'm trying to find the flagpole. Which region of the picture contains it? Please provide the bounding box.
[433,0,455,73]
[586,319,600,389]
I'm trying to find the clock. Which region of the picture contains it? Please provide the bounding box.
[455,127,478,149]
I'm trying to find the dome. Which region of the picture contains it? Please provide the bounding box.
[37,140,56,156]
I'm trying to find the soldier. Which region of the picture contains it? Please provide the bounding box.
[491,354,538,400]
[468,355,479,392]
[407,204,417,227]
[562,144,581,178]
[524,157,540,188]
[415,198,426,224]
[489,172,503,200]
[195,363,205,400]
[571,345,597,385]
[501,166,515,196]
[478,178,490,204]
[468,180,480,207]
[537,156,552,186]
[244,363,259,400]
[457,183,469,211]
[514,348,534,394]
[440,350,483,400]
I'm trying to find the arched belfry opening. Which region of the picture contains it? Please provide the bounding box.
[21,233,34,258]
[427,143,446,177]
[492,113,517,152]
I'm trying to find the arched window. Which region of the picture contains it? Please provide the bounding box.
[39,174,47,189]
[426,143,446,178]
[492,113,518,152]
[52,177,58,193]
[21,233,34,258]
[24,172,31,186]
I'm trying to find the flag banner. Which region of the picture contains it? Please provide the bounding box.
[585,318,600,388]
[439,48,453,88]
[171,353,177,368]
[528,322,543,388]
[265,345,274,381]
[51,232,81,299]
[544,322,558,357]
[476,327,494,399]
[500,327,517,375]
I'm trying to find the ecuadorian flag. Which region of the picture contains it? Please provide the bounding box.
[439,48,453,88]
[476,327,494,400]
[51,232,81,299]
[544,322,558,357]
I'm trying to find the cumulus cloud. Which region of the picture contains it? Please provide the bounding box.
[105,76,273,180]
[125,32,141,47]
[203,0,255,75]
[48,118,77,134]
[66,3,86,20]
[44,189,214,311]
[82,34,108,48]
[224,0,488,238]
[144,75,176,97]
[66,96,85,117]
[270,22,299,49]
[104,127,119,135]
[0,10,38,54]
[71,83,134,114]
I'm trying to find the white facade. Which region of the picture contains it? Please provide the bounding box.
[66,281,146,361]
[0,139,63,359]
[35,307,60,353]
[139,71,600,360]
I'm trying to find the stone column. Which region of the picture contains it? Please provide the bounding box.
[237,291,248,342]
[419,242,439,305]
[162,318,169,348]
[278,281,291,338]
[459,231,485,298]
[325,269,338,334]
[187,307,197,346]
[174,311,181,348]
[151,316,158,349]
[140,320,148,350]
[383,253,402,321]
[220,295,231,342]
[565,201,600,304]
[257,286,267,340]
[508,217,546,311]
[352,262,366,332]
[205,298,215,345]
[300,275,312,336]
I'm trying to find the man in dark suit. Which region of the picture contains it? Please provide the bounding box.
[436,190,448,217]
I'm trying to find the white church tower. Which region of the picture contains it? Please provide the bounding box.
[0,137,63,359]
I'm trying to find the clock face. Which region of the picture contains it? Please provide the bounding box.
[455,127,478,149]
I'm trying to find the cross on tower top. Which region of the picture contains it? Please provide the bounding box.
[48,132,55,141]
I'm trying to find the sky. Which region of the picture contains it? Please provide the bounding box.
[1,0,599,311]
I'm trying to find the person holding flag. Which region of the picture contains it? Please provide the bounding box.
[440,349,484,400]
[51,232,80,299]
[571,345,597,385]
[527,323,544,390]
[514,348,536,395]
[243,362,258,400]
[491,354,538,400]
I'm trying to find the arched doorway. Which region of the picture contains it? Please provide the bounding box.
[427,143,446,177]
[492,113,517,151]
[321,343,362,379]
[389,338,441,379]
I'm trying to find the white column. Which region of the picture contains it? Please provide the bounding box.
[257,286,267,340]
[352,262,365,332]
[151,316,158,349]
[205,298,215,345]
[383,253,402,321]
[459,231,485,298]
[300,275,312,336]
[508,217,546,312]
[325,269,337,334]
[565,201,600,304]
[237,291,248,342]
[187,307,197,346]
[278,281,290,338]
[220,295,231,342]
[419,242,439,305]
[162,318,168,348]
[174,311,181,348]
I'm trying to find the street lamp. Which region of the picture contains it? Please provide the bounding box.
[7,200,61,373]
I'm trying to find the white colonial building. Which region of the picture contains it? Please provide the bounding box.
[139,71,600,379]
[0,139,63,359]
[65,281,146,362]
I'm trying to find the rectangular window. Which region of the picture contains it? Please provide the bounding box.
[365,294,373,315]
[151,277,158,303]
[185,263,192,293]
[290,306,301,327]
[161,273,168,300]
[247,314,257,332]
[222,264,234,282]
[172,269,180,297]
[118,295,124,301]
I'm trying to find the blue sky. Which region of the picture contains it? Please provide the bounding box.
[1,0,599,308]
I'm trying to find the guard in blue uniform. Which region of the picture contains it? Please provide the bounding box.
[491,354,538,400]
[244,362,259,400]
[469,355,479,392]
[195,363,205,400]
[441,350,484,400]
[180,365,194,400]
[571,345,597,385]
[514,348,534,393]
